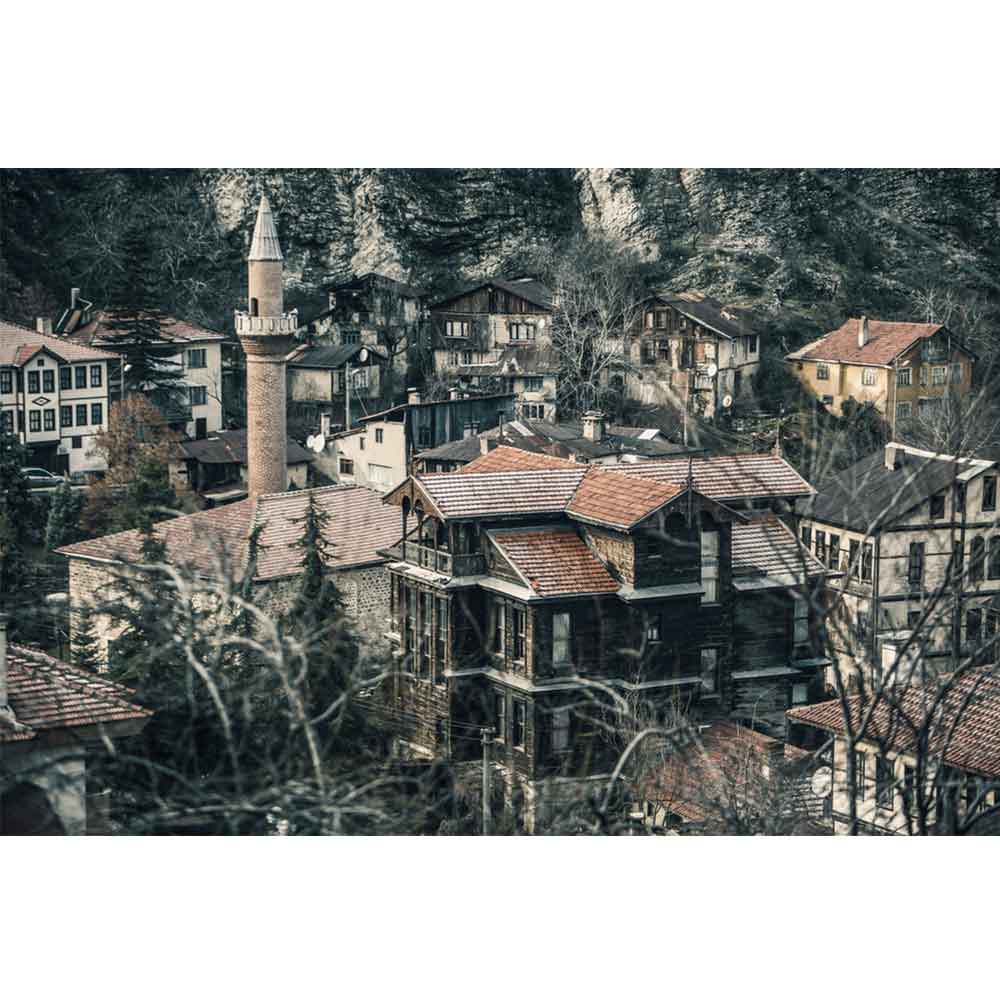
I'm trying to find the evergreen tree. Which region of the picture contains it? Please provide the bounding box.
[72,605,103,674]
[102,224,183,397]
[0,427,37,636]
[45,479,82,551]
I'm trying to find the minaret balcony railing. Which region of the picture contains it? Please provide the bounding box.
[234,310,299,336]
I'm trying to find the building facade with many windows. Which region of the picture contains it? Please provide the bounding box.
[1,320,116,475]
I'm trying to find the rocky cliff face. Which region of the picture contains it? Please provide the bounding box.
[2,168,998,338]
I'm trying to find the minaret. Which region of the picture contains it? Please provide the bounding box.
[235,194,298,499]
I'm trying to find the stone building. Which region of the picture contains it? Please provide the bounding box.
[0,615,150,835]
[367,445,827,831]
[788,667,1000,835]
[784,316,975,434]
[797,441,999,689]
[428,278,553,376]
[53,290,227,441]
[625,291,761,421]
[58,484,400,669]
[450,344,561,422]
[0,318,117,476]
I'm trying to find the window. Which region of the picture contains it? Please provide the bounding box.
[447,351,458,367]
[645,614,661,644]
[524,376,544,392]
[445,320,469,339]
[793,596,809,645]
[951,363,963,384]
[55,367,69,391]
[186,349,207,369]
[908,541,925,588]
[375,428,383,444]
[896,401,912,421]
[71,435,82,449]
[339,458,354,476]
[791,682,809,706]
[417,424,432,447]
[28,411,40,432]
[493,601,505,653]
[644,311,654,329]
[509,323,536,341]
[553,611,572,664]
[907,610,921,630]
[861,543,874,582]
[435,598,447,681]
[930,493,945,519]
[970,537,985,582]
[954,483,966,514]
[856,611,871,643]
[27,371,39,394]
[0,371,11,395]
[827,533,840,570]
[967,609,982,652]
[821,394,834,406]
[654,310,668,330]
[854,751,867,797]
[510,607,526,661]
[931,366,947,386]
[641,342,656,365]
[91,403,103,426]
[861,367,877,386]
[849,538,860,577]
[876,756,894,808]
[551,708,570,753]
[343,331,360,346]
[461,350,473,366]
[814,530,826,563]
[749,335,759,354]
[701,529,719,603]
[43,409,55,431]
[367,463,393,487]
[90,365,102,387]
[800,524,812,549]
[984,477,998,513]
[494,691,506,742]
[418,591,431,677]
[897,367,913,387]
[903,765,917,814]
[510,700,527,749]
[189,385,207,406]
[75,366,86,389]
[816,363,829,381]
[700,648,718,693]
[657,340,670,362]
[42,370,54,393]
[919,365,928,386]
[352,368,369,390]
[989,537,1000,580]
[359,436,365,451]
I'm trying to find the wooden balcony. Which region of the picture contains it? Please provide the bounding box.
[383,541,486,578]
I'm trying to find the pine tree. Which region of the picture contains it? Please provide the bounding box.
[0,427,36,634]
[45,479,82,551]
[72,605,103,674]
[102,224,183,397]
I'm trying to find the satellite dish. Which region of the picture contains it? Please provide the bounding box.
[357,347,369,364]
[306,435,316,451]
[722,394,734,409]
[811,767,832,798]
[706,362,718,378]
[311,434,326,454]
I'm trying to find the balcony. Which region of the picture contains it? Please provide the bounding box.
[384,541,486,578]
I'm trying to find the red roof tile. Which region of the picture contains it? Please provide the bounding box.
[58,486,399,581]
[458,445,580,474]
[0,320,120,365]
[787,318,945,366]
[1,645,150,744]
[732,517,827,581]
[566,466,682,530]
[414,468,589,520]
[616,453,813,501]
[788,668,1000,778]
[489,527,620,597]
[64,312,227,348]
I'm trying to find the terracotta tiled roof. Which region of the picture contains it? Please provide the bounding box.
[732,518,827,580]
[64,312,226,348]
[0,645,150,744]
[786,318,946,366]
[58,486,398,581]
[414,468,589,520]
[616,453,813,501]
[566,466,682,530]
[488,527,620,597]
[788,669,1000,778]
[252,485,401,579]
[0,320,120,365]
[460,445,580,474]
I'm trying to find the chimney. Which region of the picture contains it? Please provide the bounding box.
[463,421,473,439]
[858,315,870,349]
[320,412,331,439]
[885,443,903,471]
[449,387,460,401]
[480,434,498,456]
[582,410,606,443]
[36,317,53,335]
[407,387,422,406]
[70,287,80,309]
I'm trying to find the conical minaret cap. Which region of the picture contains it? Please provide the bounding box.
[249,193,283,261]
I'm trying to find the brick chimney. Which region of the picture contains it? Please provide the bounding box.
[582,410,606,443]
[36,317,53,335]
[234,194,298,499]
[885,443,903,470]
[858,315,870,349]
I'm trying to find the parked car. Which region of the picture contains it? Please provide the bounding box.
[22,467,66,489]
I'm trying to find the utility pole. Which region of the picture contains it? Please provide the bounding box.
[481,726,495,835]
[345,359,351,432]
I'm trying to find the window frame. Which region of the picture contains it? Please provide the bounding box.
[75,366,87,389]
[816,363,830,381]
[186,348,207,369]
[983,477,997,513]
[89,364,102,388]
[897,367,913,387]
